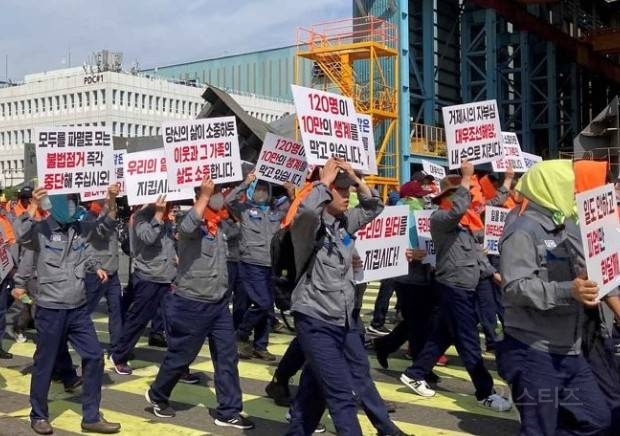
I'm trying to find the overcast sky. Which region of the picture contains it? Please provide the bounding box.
[1,0,351,81]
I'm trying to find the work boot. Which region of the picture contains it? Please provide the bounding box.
[253,348,276,362]
[31,419,53,435]
[238,342,254,359]
[81,417,121,433]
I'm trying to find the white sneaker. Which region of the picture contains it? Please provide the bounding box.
[400,373,436,397]
[478,393,512,412]
[14,333,27,343]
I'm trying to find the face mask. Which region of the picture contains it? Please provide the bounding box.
[208,193,224,211]
[252,190,269,204]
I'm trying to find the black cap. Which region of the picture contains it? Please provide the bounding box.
[412,170,434,182]
[18,186,34,200]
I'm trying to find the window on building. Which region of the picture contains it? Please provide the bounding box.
[120,90,124,106]
[149,126,153,135]
[101,121,105,126]
[141,94,145,109]
[13,101,18,115]
[55,96,60,111]
[34,99,39,113]
[85,92,90,107]
[101,89,106,105]
[40,98,45,112]
[175,100,179,114]
[156,96,160,111]
[134,93,138,108]
[93,122,97,126]
[7,103,11,116]
[78,93,82,108]
[48,97,53,112]
[93,90,98,106]
[85,123,90,127]
[120,122,125,137]
[0,132,4,145]
[148,95,153,110]
[0,103,4,117]
[156,127,160,135]
[70,94,75,108]
[27,130,31,142]
[63,95,67,110]
[28,100,32,114]
[162,98,166,112]
[181,101,186,115]
[113,122,117,135]
[20,159,24,170]
[20,100,24,115]
[112,89,117,105]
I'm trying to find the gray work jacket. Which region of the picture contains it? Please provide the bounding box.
[430,186,494,290]
[500,202,584,355]
[174,209,229,303]
[84,209,119,274]
[290,182,383,327]
[131,206,177,284]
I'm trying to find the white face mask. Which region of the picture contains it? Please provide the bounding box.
[208,193,224,211]
[67,199,77,217]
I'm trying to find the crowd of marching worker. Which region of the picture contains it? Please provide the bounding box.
[0,155,619,436]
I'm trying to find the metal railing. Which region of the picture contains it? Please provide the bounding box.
[410,123,447,157]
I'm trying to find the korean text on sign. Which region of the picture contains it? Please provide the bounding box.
[492,132,527,173]
[356,114,378,175]
[0,234,14,282]
[576,184,620,299]
[292,85,368,172]
[413,210,436,266]
[162,116,243,189]
[483,206,509,256]
[442,100,503,169]
[124,148,195,206]
[113,150,127,196]
[522,152,543,169]
[421,160,446,179]
[355,205,409,283]
[256,133,308,188]
[35,126,115,198]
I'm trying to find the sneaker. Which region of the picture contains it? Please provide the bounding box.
[253,348,276,362]
[214,415,255,429]
[238,342,254,360]
[15,332,27,343]
[478,393,512,412]
[148,332,168,348]
[400,374,436,397]
[436,355,449,366]
[367,325,392,336]
[285,411,326,433]
[109,355,132,375]
[145,389,176,418]
[179,372,200,384]
[265,380,291,407]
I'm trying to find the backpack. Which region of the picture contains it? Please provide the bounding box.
[270,224,325,313]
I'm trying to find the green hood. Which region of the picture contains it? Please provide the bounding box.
[515,160,575,225]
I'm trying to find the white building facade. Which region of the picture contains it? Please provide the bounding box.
[0,67,294,186]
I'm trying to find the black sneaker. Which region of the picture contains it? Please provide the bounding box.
[148,332,168,348]
[265,380,291,407]
[214,415,255,429]
[367,325,391,336]
[145,389,176,418]
[179,372,200,384]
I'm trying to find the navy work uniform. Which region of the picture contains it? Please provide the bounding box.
[147,207,249,425]
[286,181,384,436]
[498,202,611,435]
[111,205,176,371]
[15,209,115,427]
[225,181,289,354]
[402,184,502,405]
[84,206,123,357]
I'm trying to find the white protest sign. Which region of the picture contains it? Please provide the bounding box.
[256,133,308,188]
[356,114,378,175]
[124,149,194,206]
[113,150,127,197]
[413,210,436,266]
[576,184,620,299]
[354,205,409,283]
[162,116,243,189]
[442,100,503,169]
[483,206,509,255]
[522,151,543,169]
[0,233,14,282]
[492,132,527,173]
[35,126,115,199]
[291,85,368,171]
[421,160,446,180]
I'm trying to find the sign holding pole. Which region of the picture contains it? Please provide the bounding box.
[162,116,243,189]
[442,100,503,169]
[576,184,620,299]
[291,85,368,171]
[354,205,409,283]
[255,133,308,187]
[35,126,115,199]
